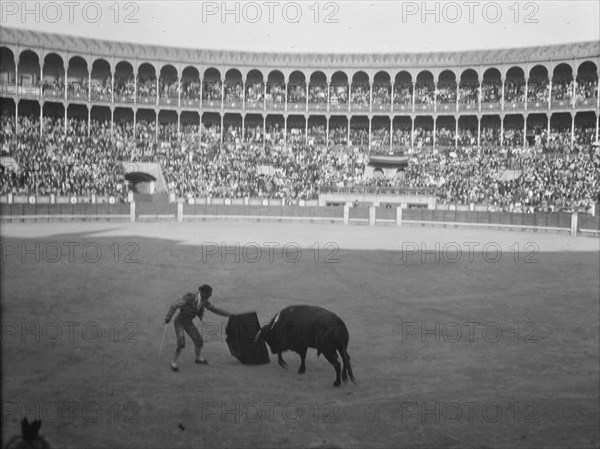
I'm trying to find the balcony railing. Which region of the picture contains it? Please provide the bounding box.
[350,103,370,112]
[137,95,156,105]
[437,102,456,111]
[42,88,64,100]
[114,92,135,104]
[392,103,412,112]
[329,103,348,113]
[457,103,478,112]
[372,102,392,112]
[266,102,285,112]
[287,102,307,112]
[505,101,526,111]
[224,99,243,109]
[244,101,263,111]
[414,103,434,112]
[575,97,598,108]
[481,101,501,111]
[159,96,178,106]
[202,99,221,109]
[526,101,549,110]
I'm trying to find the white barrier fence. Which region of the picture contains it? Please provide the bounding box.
[1,197,597,237]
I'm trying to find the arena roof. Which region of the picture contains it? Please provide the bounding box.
[1,27,598,69]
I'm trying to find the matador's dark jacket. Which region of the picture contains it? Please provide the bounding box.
[165,292,229,323]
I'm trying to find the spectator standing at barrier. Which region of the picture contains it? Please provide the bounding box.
[164,284,231,371]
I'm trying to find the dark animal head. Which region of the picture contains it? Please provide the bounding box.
[4,418,51,449]
[254,313,280,354]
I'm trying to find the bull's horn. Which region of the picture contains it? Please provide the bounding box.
[253,329,262,343]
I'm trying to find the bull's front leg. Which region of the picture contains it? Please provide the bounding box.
[277,353,287,369]
[297,347,307,374]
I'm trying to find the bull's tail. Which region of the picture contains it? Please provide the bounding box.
[339,341,356,385]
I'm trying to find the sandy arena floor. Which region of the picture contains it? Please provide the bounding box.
[1,222,598,448]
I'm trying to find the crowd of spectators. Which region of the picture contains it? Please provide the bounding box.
[288,83,306,103]
[266,83,286,103]
[351,84,370,105]
[371,125,390,148]
[245,82,264,103]
[393,83,412,104]
[309,82,328,104]
[402,145,599,212]
[113,73,135,101]
[349,126,368,146]
[527,79,549,102]
[159,76,179,100]
[41,79,64,97]
[265,122,284,145]
[504,80,526,103]
[551,78,574,101]
[136,73,156,99]
[480,126,501,146]
[66,80,88,100]
[329,84,348,104]
[456,128,477,147]
[392,126,412,148]
[287,123,305,143]
[308,124,327,145]
[437,83,456,104]
[458,82,478,104]
[575,76,598,103]
[203,81,222,101]
[329,124,348,145]
[414,83,435,105]
[1,113,598,211]
[503,127,524,147]
[482,81,501,102]
[372,84,391,104]
[413,127,434,148]
[1,115,128,198]
[88,77,112,101]
[224,81,243,103]
[181,79,201,100]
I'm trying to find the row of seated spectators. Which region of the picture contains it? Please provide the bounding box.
[36,77,598,106]
[1,114,598,210]
[4,112,595,149]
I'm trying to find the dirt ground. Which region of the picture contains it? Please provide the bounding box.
[1,221,599,449]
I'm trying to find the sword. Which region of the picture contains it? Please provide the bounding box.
[158,323,168,360]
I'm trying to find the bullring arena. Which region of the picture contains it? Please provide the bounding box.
[1,16,599,449]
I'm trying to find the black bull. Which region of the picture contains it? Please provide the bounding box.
[254,305,356,387]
